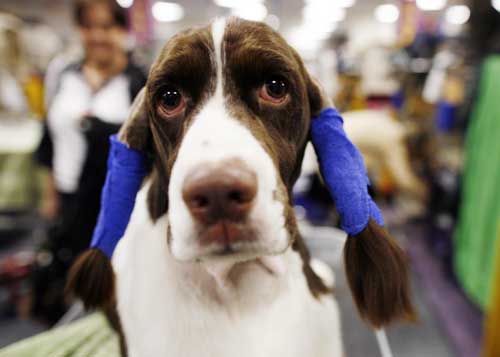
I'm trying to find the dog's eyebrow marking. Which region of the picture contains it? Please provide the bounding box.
[211,18,226,98]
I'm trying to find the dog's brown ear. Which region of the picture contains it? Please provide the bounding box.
[305,76,325,118]
[344,219,416,328]
[66,88,150,311]
[301,68,416,327]
[146,168,169,221]
[66,248,115,310]
[118,87,150,152]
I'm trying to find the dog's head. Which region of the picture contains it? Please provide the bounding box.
[126,18,323,263]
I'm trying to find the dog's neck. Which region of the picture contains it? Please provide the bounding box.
[202,254,290,304]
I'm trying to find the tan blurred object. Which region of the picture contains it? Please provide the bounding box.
[378,168,397,196]
[482,222,500,357]
[443,73,465,105]
[397,2,418,47]
[406,92,434,121]
[342,110,427,201]
[0,13,60,118]
[301,109,427,202]
[334,74,366,112]
[0,13,29,77]
[0,12,30,115]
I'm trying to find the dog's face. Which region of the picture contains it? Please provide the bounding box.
[128,18,322,263]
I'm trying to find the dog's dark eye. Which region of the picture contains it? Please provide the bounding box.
[259,77,289,104]
[161,88,181,108]
[158,87,185,117]
[266,78,287,98]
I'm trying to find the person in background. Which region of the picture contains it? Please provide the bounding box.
[33,0,146,324]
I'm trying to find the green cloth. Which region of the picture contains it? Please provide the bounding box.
[454,56,500,309]
[0,153,39,210]
[0,313,119,357]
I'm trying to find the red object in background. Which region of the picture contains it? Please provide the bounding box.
[0,252,34,283]
[0,251,35,317]
[365,95,394,110]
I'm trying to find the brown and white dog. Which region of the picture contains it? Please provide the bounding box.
[69,17,414,357]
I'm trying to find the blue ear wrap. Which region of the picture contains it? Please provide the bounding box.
[90,134,148,257]
[91,108,384,257]
[90,108,385,257]
[310,108,384,234]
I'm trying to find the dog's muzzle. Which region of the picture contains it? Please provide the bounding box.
[182,159,257,249]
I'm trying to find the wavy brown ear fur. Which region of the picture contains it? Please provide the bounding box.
[65,248,115,309]
[118,87,151,152]
[344,218,416,328]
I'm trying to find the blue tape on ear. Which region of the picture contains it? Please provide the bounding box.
[90,134,148,257]
[310,108,384,235]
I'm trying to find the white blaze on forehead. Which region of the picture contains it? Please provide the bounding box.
[211,18,226,97]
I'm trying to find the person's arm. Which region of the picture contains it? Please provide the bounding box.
[40,172,59,220]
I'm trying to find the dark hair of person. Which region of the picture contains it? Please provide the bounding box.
[74,0,129,29]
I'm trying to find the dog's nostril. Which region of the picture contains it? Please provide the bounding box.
[228,190,243,203]
[193,195,209,208]
[227,188,255,206]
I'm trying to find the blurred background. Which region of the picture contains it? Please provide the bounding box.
[0,0,499,356]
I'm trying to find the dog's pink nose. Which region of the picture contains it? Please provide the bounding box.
[182,160,257,225]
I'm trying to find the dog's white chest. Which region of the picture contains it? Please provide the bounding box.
[112,190,342,357]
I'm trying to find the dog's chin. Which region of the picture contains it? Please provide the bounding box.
[169,234,291,266]
[171,241,290,292]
